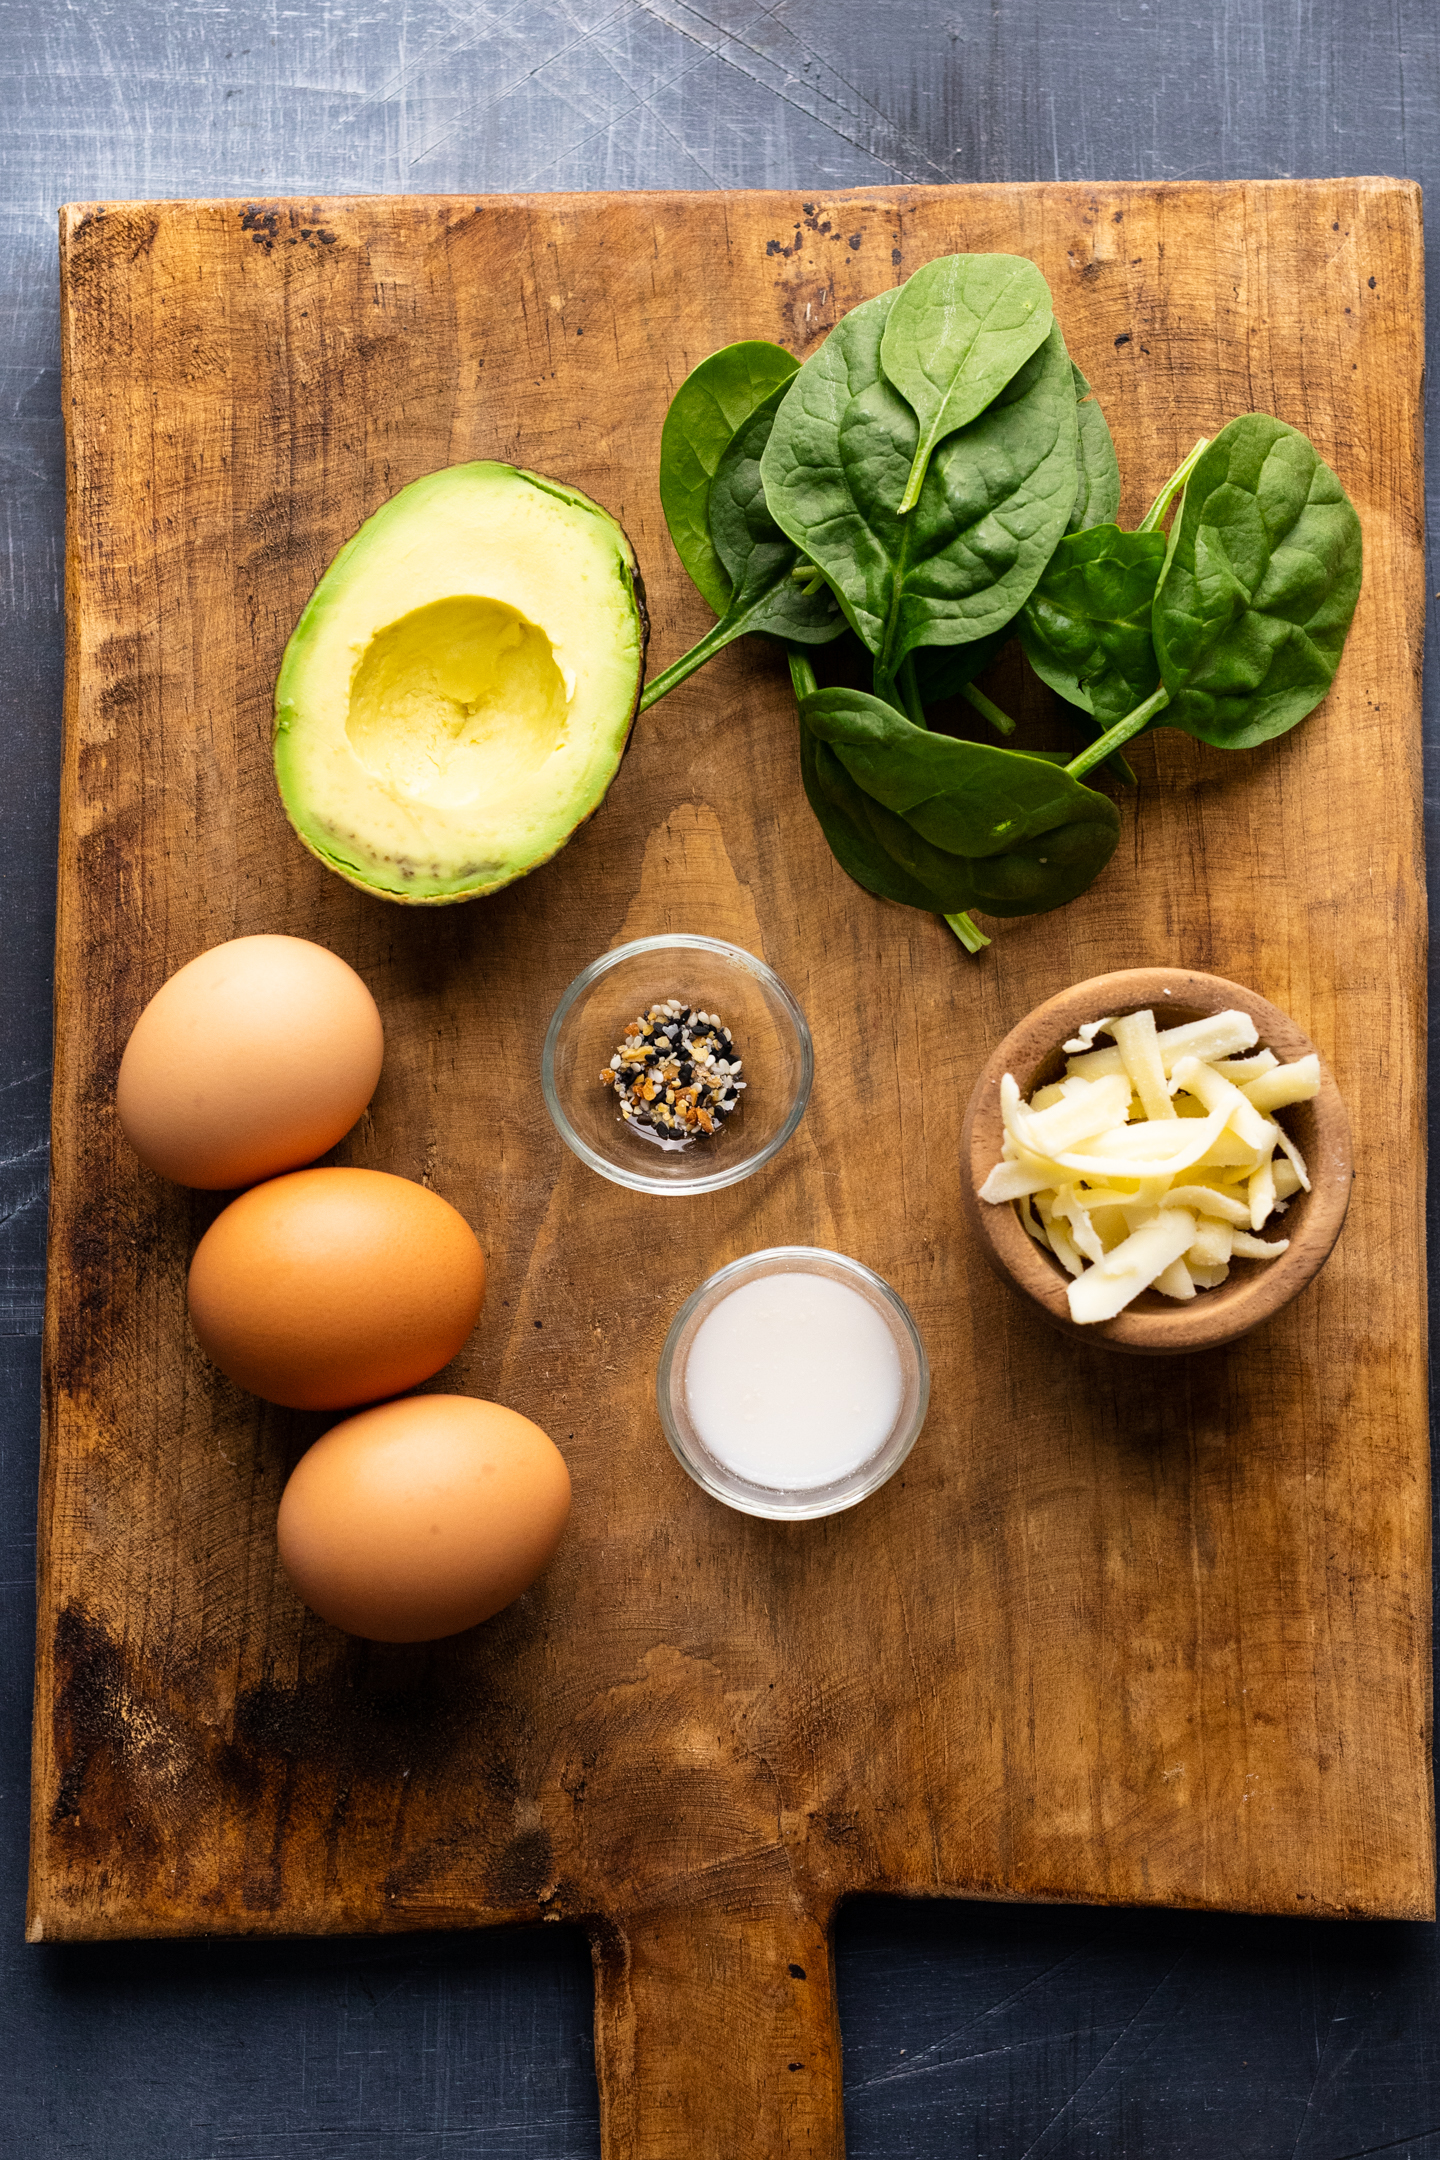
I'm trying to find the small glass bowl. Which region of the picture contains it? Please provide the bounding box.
[657,1247,930,1520]
[542,935,813,1195]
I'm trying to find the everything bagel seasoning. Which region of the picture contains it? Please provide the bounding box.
[600,999,745,1144]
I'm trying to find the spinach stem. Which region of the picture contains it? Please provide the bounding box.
[875,506,917,690]
[960,681,1017,738]
[1138,437,1209,532]
[896,653,927,727]
[944,910,991,954]
[1063,685,1170,778]
[787,647,820,701]
[638,615,749,711]
[896,450,929,518]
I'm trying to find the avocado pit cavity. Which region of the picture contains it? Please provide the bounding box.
[346,596,569,810]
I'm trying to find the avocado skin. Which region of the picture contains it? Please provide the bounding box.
[273,463,649,906]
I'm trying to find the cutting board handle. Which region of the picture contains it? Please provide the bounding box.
[590,1903,845,2157]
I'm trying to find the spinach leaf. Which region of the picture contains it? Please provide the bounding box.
[1068,363,1122,532]
[1151,412,1363,748]
[798,718,964,910]
[1018,524,1166,724]
[640,383,848,712]
[878,253,1054,514]
[760,297,1080,692]
[904,371,1113,722]
[658,340,799,613]
[898,371,1112,715]
[1017,638,1089,714]
[1066,414,1363,780]
[800,686,1121,917]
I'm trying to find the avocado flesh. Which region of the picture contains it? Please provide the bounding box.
[274,463,646,903]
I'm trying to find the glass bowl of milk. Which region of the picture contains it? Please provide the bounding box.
[542,935,813,1195]
[658,1248,930,1519]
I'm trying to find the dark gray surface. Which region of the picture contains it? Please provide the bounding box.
[2,3,1436,2153]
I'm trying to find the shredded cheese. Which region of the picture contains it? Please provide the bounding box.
[979,1007,1320,1324]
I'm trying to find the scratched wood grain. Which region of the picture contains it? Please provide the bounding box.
[35,183,1429,2159]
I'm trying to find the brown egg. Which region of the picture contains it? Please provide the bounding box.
[187,1167,485,1410]
[276,1395,572,1641]
[117,934,384,1189]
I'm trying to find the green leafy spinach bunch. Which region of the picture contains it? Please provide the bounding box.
[642,253,1362,955]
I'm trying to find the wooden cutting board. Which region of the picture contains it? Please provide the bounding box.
[35,182,1430,2157]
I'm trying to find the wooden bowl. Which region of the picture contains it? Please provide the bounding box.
[960,967,1354,1357]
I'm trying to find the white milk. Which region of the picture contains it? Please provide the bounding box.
[684,1271,904,1490]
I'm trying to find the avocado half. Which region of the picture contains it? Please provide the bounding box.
[273,463,648,903]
